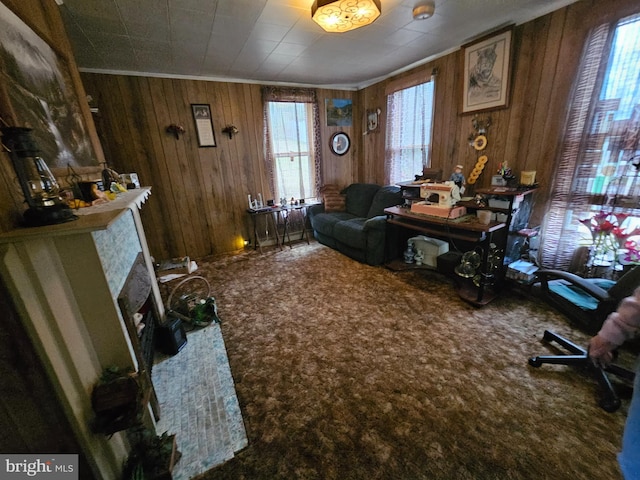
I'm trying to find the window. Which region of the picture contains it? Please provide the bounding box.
[385,78,436,184]
[542,13,640,269]
[263,87,322,202]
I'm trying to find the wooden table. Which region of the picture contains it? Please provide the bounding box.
[384,206,507,305]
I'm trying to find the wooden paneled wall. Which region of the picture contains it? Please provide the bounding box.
[80,75,358,260]
[357,0,640,231]
[3,0,640,262]
[81,0,640,261]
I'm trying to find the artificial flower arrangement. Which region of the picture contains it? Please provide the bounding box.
[579,210,640,268]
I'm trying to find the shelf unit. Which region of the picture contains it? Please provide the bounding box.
[458,186,538,268]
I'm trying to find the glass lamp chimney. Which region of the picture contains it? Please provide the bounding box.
[2,127,76,226]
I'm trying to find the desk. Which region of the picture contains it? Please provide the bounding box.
[384,206,507,305]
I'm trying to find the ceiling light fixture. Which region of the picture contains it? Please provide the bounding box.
[413,1,435,20]
[312,0,381,33]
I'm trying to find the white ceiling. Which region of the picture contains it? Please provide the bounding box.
[58,0,579,90]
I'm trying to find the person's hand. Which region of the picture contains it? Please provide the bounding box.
[588,335,617,366]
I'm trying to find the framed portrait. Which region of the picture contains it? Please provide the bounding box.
[191,104,216,147]
[462,27,513,113]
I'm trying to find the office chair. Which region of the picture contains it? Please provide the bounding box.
[528,265,640,412]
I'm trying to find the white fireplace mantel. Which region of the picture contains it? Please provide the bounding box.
[0,188,164,479]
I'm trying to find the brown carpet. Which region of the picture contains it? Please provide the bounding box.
[182,241,634,480]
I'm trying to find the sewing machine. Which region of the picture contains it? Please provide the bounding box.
[411,181,467,218]
[419,181,461,207]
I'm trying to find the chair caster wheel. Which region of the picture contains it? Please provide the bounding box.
[599,397,621,413]
[528,357,541,367]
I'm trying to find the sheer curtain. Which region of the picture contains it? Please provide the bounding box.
[542,13,640,269]
[385,71,436,184]
[262,87,322,201]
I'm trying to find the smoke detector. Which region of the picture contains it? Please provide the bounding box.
[413,2,435,20]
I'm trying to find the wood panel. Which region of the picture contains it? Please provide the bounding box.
[77,0,640,259]
[360,0,639,231]
[80,75,359,259]
[5,0,637,261]
[316,89,357,187]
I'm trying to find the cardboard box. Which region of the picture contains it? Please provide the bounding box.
[506,259,539,284]
[488,198,510,209]
[409,236,449,268]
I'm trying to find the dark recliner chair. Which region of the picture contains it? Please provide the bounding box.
[528,265,640,412]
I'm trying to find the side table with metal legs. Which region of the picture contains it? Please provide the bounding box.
[247,208,281,252]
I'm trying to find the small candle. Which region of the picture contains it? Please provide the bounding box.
[248,194,252,208]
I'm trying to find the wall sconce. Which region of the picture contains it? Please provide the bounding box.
[1,127,77,226]
[222,125,239,139]
[166,124,185,139]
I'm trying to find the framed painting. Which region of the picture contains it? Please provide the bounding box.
[326,98,352,127]
[0,2,97,168]
[462,27,513,113]
[191,104,216,147]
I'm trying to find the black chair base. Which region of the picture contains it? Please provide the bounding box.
[529,330,635,412]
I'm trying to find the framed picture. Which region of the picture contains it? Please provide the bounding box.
[330,132,350,156]
[191,104,216,147]
[366,108,380,133]
[0,2,98,168]
[462,27,513,113]
[326,98,352,127]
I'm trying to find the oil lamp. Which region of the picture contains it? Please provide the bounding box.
[1,127,77,226]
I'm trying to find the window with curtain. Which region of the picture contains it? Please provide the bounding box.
[385,77,436,185]
[542,12,640,270]
[263,87,322,202]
